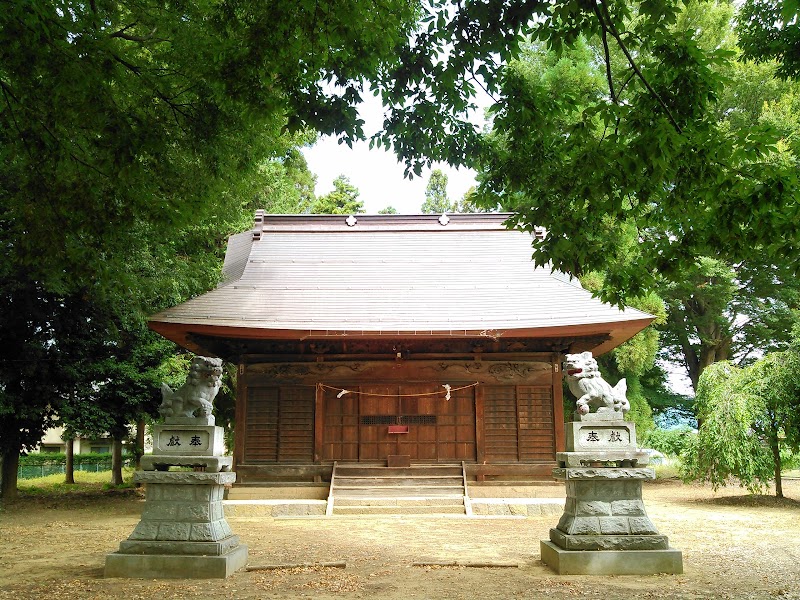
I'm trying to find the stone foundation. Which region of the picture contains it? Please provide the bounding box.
[139,454,232,472]
[541,541,683,575]
[105,545,248,579]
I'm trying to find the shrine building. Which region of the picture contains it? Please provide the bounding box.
[148,212,653,485]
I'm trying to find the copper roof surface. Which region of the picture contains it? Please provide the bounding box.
[149,213,653,355]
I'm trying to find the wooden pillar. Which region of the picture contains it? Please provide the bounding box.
[233,362,247,470]
[552,353,565,453]
[474,384,485,464]
[314,384,324,463]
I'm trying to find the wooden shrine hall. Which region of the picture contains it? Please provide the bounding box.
[148,212,653,485]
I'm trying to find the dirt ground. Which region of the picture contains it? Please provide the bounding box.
[1,479,799,600]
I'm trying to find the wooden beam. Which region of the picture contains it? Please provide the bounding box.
[247,561,346,571]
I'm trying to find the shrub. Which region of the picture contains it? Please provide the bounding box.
[640,426,696,457]
[781,449,800,471]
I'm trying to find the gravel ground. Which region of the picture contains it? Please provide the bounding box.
[1,479,799,600]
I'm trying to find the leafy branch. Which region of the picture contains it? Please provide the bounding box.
[110,25,167,44]
[592,0,617,103]
[596,0,682,133]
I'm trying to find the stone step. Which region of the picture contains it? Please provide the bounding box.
[225,487,328,501]
[329,464,467,515]
[223,500,327,517]
[334,495,465,506]
[334,476,464,487]
[334,466,463,478]
[332,504,466,515]
[334,487,464,498]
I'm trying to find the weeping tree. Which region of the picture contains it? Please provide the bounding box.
[682,340,800,497]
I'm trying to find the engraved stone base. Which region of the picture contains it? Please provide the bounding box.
[118,535,242,556]
[540,540,683,575]
[572,411,628,422]
[550,528,668,551]
[105,470,247,579]
[552,467,655,480]
[543,456,683,575]
[566,420,636,452]
[164,415,216,427]
[152,424,225,456]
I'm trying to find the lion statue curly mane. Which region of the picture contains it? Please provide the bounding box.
[563,351,629,417]
[159,356,223,420]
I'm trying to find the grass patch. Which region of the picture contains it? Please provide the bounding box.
[17,468,136,495]
[653,462,681,480]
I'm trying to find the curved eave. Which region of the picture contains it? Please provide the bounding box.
[148,317,653,359]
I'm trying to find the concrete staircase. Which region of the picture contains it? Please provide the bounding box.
[326,462,470,516]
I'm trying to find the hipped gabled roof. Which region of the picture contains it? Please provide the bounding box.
[149,212,653,356]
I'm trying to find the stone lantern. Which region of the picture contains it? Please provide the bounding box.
[540,352,683,575]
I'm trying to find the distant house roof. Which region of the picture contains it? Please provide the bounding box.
[149,212,653,357]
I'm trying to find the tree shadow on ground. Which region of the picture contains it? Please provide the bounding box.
[686,494,800,509]
[1,487,144,511]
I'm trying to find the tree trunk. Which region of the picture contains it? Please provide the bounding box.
[135,420,146,470]
[694,316,732,385]
[771,435,783,498]
[65,437,75,484]
[680,340,701,393]
[111,438,124,486]
[677,301,733,393]
[1,450,19,501]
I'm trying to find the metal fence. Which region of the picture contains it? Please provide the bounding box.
[18,459,136,480]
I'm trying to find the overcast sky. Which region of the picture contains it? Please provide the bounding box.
[302,93,480,214]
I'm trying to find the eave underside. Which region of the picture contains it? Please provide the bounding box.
[148,319,653,362]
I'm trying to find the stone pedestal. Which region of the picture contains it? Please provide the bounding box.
[541,418,682,575]
[105,471,248,579]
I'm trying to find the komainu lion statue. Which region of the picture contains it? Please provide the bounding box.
[563,351,629,416]
[159,356,224,419]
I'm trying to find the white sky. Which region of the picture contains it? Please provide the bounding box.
[660,360,694,397]
[302,94,480,214]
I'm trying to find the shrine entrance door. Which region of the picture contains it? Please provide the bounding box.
[321,383,476,463]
